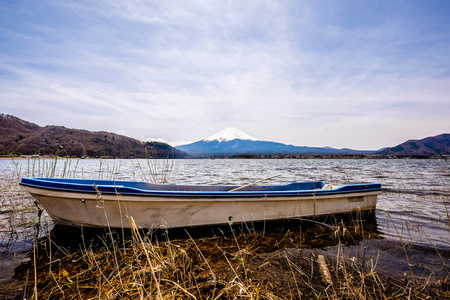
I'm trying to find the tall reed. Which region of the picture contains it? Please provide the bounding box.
[12,213,448,299]
[133,149,178,184]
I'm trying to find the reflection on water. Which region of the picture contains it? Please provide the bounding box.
[0,158,449,288]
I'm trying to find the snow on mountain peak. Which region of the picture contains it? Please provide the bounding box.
[204,127,260,143]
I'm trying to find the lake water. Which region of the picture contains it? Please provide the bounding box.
[1,158,449,288]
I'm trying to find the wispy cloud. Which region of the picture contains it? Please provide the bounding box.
[1,0,449,149]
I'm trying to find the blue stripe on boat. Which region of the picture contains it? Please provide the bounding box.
[20,177,382,198]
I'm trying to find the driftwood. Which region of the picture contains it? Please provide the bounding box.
[317,255,333,286]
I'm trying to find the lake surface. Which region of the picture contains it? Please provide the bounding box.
[1,158,449,287]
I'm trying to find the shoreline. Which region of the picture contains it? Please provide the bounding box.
[0,155,447,160]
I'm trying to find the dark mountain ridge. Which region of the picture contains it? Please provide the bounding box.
[2,114,447,158]
[176,127,450,158]
[376,133,450,157]
[176,139,373,156]
[0,114,188,158]
[175,127,373,156]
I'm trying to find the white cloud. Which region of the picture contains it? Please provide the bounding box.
[1,0,449,150]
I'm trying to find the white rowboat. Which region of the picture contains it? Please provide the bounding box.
[20,177,382,229]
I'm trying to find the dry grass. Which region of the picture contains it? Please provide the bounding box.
[10,215,449,300]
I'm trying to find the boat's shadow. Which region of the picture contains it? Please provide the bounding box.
[41,211,382,253]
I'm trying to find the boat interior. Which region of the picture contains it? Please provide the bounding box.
[22,177,328,192]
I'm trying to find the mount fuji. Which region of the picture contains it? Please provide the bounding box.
[175,127,372,156]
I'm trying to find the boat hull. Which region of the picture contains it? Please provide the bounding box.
[22,185,380,229]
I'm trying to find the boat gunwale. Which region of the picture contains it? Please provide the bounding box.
[20,177,382,199]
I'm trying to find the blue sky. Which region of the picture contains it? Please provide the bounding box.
[1,0,449,150]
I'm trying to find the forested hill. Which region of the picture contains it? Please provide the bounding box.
[376,133,450,157]
[0,114,189,158]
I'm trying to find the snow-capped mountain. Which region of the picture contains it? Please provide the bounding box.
[204,127,260,143]
[175,128,373,156]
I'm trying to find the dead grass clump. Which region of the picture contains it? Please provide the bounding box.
[13,218,449,299]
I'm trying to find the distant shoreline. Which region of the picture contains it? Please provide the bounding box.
[0,155,446,160]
